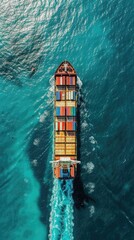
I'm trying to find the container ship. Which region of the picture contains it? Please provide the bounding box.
[50,61,80,179]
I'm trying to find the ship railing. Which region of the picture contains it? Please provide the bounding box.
[50,159,81,165]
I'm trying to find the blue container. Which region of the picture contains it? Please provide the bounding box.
[56,107,60,116]
[72,107,76,116]
[70,76,73,85]
[56,92,60,100]
[60,169,63,178]
[56,92,58,100]
[73,122,76,130]
[58,92,60,100]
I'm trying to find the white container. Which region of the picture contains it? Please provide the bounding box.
[60,76,62,85]
[60,122,62,130]
[56,122,58,131]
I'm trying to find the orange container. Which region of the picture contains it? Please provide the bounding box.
[56,77,60,85]
[60,107,65,116]
[70,166,75,177]
[66,76,68,85]
[66,122,73,130]
[72,76,75,85]
[67,107,70,116]
[62,122,65,130]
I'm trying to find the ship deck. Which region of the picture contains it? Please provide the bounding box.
[53,61,78,178]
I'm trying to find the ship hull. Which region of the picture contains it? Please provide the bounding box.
[51,61,80,179]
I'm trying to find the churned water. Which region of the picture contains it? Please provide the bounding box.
[0,0,134,240]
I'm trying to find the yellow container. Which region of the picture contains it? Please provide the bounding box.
[55,137,65,142]
[66,101,76,107]
[55,150,65,155]
[66,144,76,149]
[56,131,65,136]
[55,144,65,150]
[55,101,65,107]
[66,137,76,143]
[66,150,76,155]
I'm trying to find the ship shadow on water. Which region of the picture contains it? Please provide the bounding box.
[28,110,53,235]
[73,90,95,209]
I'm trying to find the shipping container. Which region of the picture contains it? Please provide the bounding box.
[66,91,76,101]
[56,76,65,85]
[66,107,76,116]
[66,121,76,131]
[66,76,75,85]
[55,122,65,130]
[66,101,75,107]
[66,137,76,143]
[56,91,60,100]
[56,107,65,116]
[56,101,65,107]
[61,91,65,100]
[56,107,60,116]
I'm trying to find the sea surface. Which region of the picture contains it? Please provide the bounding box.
[0,0,134,239]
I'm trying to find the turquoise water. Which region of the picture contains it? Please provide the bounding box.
[0,0,134,239]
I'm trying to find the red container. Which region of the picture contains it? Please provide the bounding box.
[61,107,65,116]
[56,76,66,85]
[60,91,65,100]
[62,122,65,130]
[62,76,65,85]
[66,76,69,85]
[56,77,60,85]
[70,122,73,130]
[66,122,73,130]
[66,122,69,130]
[71,166,74,177]
[66,122,68,130]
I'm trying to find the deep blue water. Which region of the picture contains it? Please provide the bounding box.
[0,0,134,239]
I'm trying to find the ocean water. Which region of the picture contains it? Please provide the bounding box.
[0,0,134,239]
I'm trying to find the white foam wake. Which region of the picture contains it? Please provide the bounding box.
[49,179,74,240]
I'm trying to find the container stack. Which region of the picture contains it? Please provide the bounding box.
[55,132,65,143]
[66,132,76,143]
[55,143,65,155]
[56,107,65,116]
[66,91,76,100]
[66,76,75,85]
[55,73,77,158]
[66,122,76,131]
[66,144,76,155]
[55,122,65,131]
[56,76,65,85]
[56,91,65,100]
[66,107,76,116]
